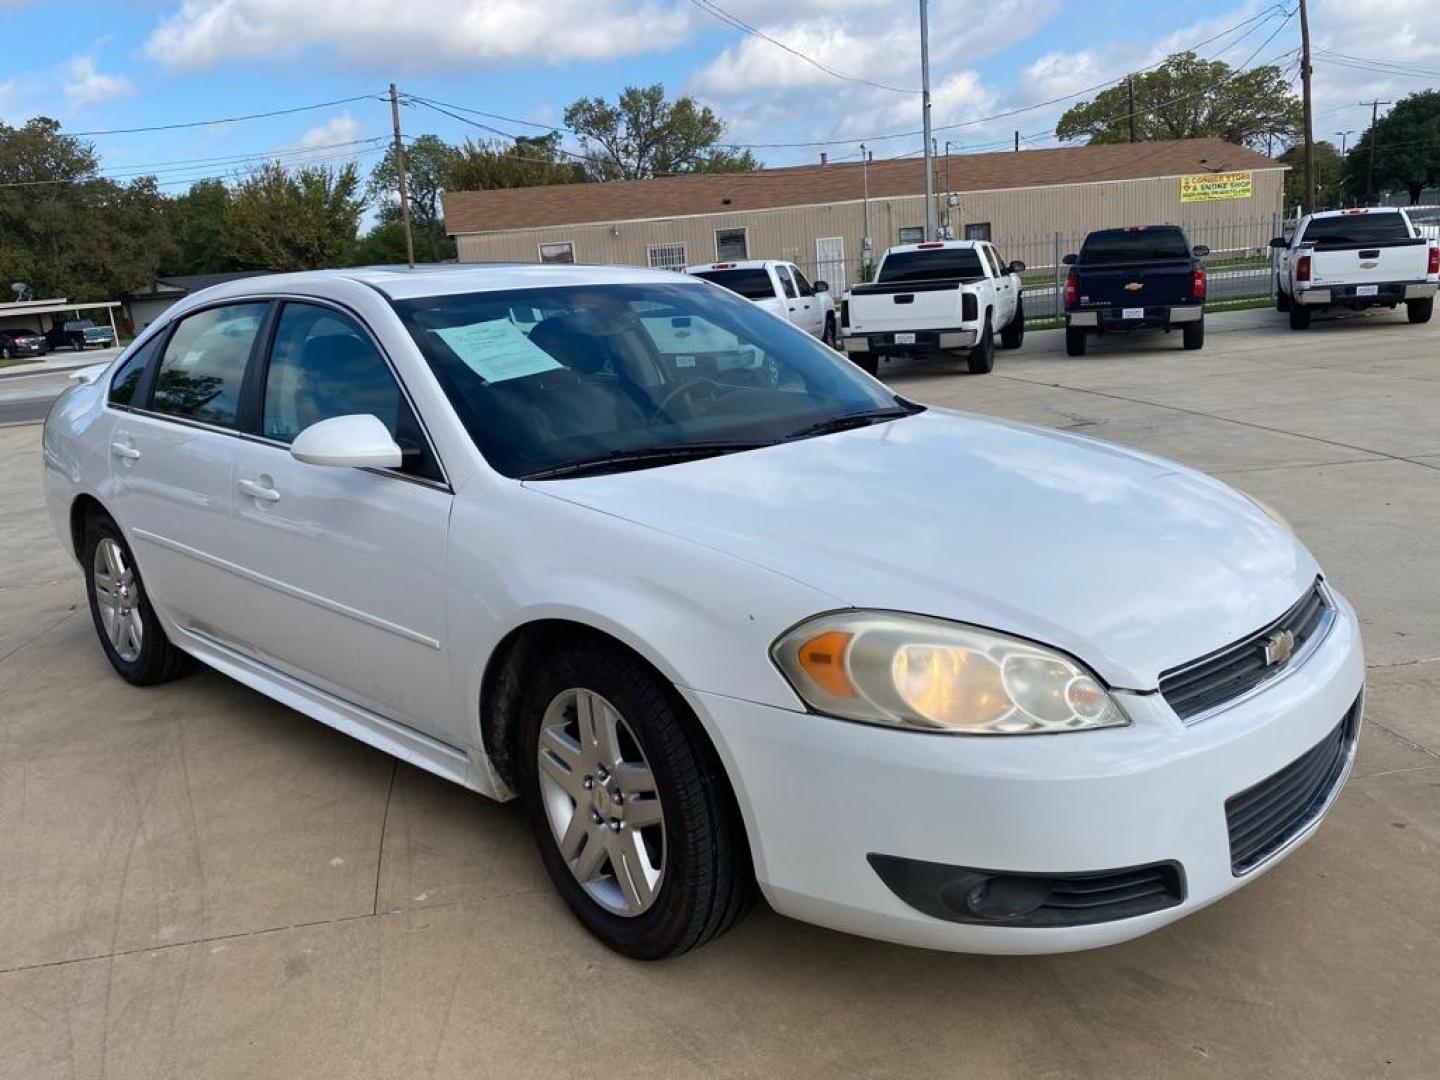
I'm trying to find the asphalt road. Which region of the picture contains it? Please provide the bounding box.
[0,348,122,425]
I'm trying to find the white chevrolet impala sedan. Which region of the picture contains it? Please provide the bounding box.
[43,265,1364,959]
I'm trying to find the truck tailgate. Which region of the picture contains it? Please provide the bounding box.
[1308,239,1429,288]
[847,281,964,333]
[1073,258,1193,310]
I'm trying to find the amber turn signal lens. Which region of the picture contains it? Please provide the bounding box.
[796,631,856,698]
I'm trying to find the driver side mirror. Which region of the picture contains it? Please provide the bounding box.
[1269,237,1289,249]
[1062,253,1077,265]
[812,280,829,292]
[1192,244,1210,257]
[291,414,403,469]
[1007,260,1026,274]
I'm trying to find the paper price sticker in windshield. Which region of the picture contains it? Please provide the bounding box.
[434,320,563,383]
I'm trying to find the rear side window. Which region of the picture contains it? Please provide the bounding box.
[151,303,267,429]
[877,249,985,284]
[775,265,799,299]
[1079,228,1190,264]
[108,335,163,407]
[1300,213,1412,249]
[692,268,775,300]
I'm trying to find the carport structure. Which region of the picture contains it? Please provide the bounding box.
[0,297,122,341]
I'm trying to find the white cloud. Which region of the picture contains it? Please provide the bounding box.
[289,112,362,151]
[144,0,694,70]
[63,54,134,109]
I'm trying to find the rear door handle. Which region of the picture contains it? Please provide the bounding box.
[238,478,281,503]
[110,441,141,460]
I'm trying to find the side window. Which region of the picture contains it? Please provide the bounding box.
[108,333,164,407]
[792,268,815,297]
[151,303,267,428]
[263,303,441,482]
[775,264,799,299]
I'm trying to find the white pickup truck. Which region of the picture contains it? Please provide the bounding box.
[839,240,1025,375]
[686,259,838,346]
[1272,207,1439,329]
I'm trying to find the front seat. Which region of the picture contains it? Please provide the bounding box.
[526,315,647,438]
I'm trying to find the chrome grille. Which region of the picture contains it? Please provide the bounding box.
[1159,580,1332,722]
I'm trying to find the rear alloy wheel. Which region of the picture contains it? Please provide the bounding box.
[83,514,194,685]
[967,315,995,374]
[1065,327,1088,357]
[1182,316,1205,350]
[1408,297,1434,324]
[519,643,753,959]
[1288,304,1312,330]
[1000,298,1025,349]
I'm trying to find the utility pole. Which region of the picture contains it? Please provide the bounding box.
[1298,0,1315,213]
[1363,99,1391,203]
[389,83,416,268]
[1336,129,1354,155]
[1014,130,1019,152]
[859,143,871,272]
[1127,77,1137,143]
[919,0,936,241]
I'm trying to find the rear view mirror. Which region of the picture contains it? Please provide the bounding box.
[813,280,830,292]
[1008,260,1026,274]
[1192,245,1210,257]
[1061,253,1077,265]
[1269,237,1289,249]
[291,414,403,469]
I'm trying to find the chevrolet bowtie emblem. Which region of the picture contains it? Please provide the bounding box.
[1124,282,1144,291]
[1262,629,1296,667]
[1360,261,1378,269]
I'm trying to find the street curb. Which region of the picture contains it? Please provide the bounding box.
[0,357,111,381]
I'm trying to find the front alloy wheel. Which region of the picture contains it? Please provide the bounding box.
[536,688,667,916]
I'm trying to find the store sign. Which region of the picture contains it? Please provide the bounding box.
[1180,171,1253,203]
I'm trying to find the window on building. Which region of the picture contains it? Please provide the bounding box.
[964,222,992,241]
[538,241,575,264]
[897,226,924,244]
[715,228,748,260]
[647,243,687,271]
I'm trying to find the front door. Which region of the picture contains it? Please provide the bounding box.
[219,301,455,739]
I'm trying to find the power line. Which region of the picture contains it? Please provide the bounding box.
[61,94,385,138]
[0,139,387,188]
[685,0,920,95]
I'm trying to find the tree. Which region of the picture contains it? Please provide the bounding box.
[1342,90,1440,204]
[563,84,759,181]
[161,179,235,275]
[224,162,365,271]
[1055,53,1301,151]
[444,133,586,191]
[351,219,414,266]
[366,134,456,261]
[1279,140,1343,211]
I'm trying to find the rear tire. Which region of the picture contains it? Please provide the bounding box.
[1000,298,1025,349]
[822,315,838,348]
[1288,304,1312,330]
[1182,317,1205,351]
[82,513,194,686]
[967,315,995,374]
[1408,297,1434,324]
[517,641,754,960]
[851,351,879,376]
[1065,327,1087,357]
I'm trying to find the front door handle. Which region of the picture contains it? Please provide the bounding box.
[238,478,281,503]
[110,441,141,460]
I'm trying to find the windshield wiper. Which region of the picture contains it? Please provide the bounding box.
[520,441,768,480]
[781,405,921,442]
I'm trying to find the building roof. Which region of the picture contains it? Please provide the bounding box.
[444,138,1280,235]
[125,270,274,299]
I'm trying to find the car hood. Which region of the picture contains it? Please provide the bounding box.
[531,409,1319,689]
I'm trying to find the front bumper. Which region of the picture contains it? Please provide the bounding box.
[1067,304,1203,331]
[686,592,1364,954]
[843,328,976,355]
[1296,281,1438,306]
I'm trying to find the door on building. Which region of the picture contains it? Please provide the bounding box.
[815,237,846,290]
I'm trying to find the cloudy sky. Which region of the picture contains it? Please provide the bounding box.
[2,0,1436,185]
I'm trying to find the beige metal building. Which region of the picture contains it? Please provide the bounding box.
[444,138,1284,288]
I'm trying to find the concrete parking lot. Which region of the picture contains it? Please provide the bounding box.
[2,307,1438,1079]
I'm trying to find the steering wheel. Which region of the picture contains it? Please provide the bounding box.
[651,376,725,418]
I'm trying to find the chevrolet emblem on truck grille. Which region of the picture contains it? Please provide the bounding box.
[1124,282,1144,291]
[1261,629,1296,667]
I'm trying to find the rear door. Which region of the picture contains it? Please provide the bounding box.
[982,245,1016,325]
[218,300,456,739]
[1300,211,1429,290]
[108,302,269,644]
[775,264,818,335]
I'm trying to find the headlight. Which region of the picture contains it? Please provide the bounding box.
[771,612,1129,735]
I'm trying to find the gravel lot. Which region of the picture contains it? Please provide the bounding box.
[2,306,1438,1079]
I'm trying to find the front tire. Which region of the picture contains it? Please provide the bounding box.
[1182,316,1205,350]
[967,314,995,374]
[82,513,194,685]
[1289,304,1312,330]
[1000,297,1025,349]
[518,641,754,959]
[1275,282,1291,312]
[1065,327,1088,356]
[1408,297,1434,324]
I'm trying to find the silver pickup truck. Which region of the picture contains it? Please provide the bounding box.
[1272,208,1439,329]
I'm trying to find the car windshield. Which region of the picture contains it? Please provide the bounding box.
[1078,228,1190,264]
[876,249,985,284]
[392,282,911,479]
[690,268,774,300]
[1300,213,1411,249]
